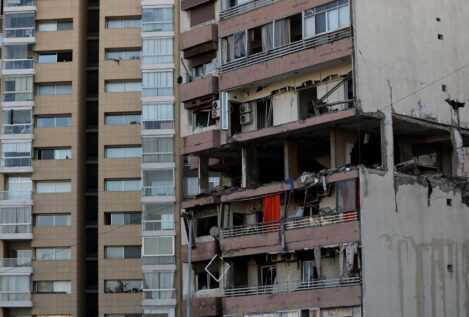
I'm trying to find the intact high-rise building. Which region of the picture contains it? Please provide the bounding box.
[178,1,469,317]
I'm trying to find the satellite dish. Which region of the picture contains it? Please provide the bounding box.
[209,226,220,238]
[177,75,183,85]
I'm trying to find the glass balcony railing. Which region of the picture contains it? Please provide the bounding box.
[143,289,175,300]
[2,92,34,102]
[1,157,32,168]
[142,120,174,130]
[142,184,174,197]
[142,219,175,231]
[0,191,32,200]
[3,59,34,70]
[0,258,32,267]
[142,153,174,164]
[2,124,33,135]
[4,28,35,39]
[0,292,31,302]
[0,223,32,234]
[5,0,36,7]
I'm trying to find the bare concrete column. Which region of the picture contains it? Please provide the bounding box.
[330,128,337,169]
[284,139,298,179]
[380,108,395,171]
[198,156,209,194]
[241,147,259,188]
[450,127,465,177]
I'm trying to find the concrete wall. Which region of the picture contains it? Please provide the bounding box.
[360,169,469,317]
[354,0,469,128]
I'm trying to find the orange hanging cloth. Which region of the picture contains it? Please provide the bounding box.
[263,194,281,222]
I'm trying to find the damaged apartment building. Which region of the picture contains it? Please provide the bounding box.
[178,0,469,317]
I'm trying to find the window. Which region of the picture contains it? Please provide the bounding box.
[0,207,32,233]
[105,49,141,61]
[37,148,72,160]
[142,169,174,197]
[336,179,356,212]
[105,212,141,225]
[192,61,215,78]
[192,106,216,130]
[142,203,174,231]
[38,20,73,32]
[36,315,71,317]
[142,38,173,64]
[4,44,34,70]
[196,215,218,237]
[34,281,71,294]
[104,246,141,259]
[105,179,140,192]
[106,315,141,317]
[259,265,276,286]
[2,109,32,134]
[142,137,174,163]
[36,115,72,128]
[304,0,349,38]
[221,0,252,10]
[142,8,173,32]
[104,113,141,125]
[143,308,174,317]
[195,269,219,291]
[104,280,142,293]
[142,236,175,265]
[37,83,72,95]
[2,142,32,167]
[36,247,71,260]
[142,104,174,129]
[38,51,73,63]
[143,272,175,299]
[302,261,319,283]
[221,31,246,63]
[105,146,141,158]
[6,176,32,199]
[279,312,299,317]
[5,13,35,38]
[36,181,72,193]
[105,80,141,93]
[0,276,30,297]
[3,76,33,102]
[142,71,173,97]
[35,214,71,227]
[106,17,141,29]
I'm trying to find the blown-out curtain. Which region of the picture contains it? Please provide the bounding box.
[263,194,281,222]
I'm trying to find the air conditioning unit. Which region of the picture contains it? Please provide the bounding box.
[268,253,282,263]
[211,108,220,119]
[239,103,252,114]
[212,100,220,110]
[239,113,252,125]
[284,252,297,262]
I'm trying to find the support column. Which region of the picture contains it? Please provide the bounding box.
[198,156,209,194]
[330,129,337,169]
[450,127,465,177]
[241,147,259,188]
[284,139,298,179]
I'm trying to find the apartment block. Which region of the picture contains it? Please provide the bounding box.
[179,1,469,317]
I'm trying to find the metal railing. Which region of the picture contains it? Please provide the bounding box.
[221,211,358,238]
[224,276,361,297]
[0,191,32,200]
[221,28,352,73]
[1,157,32,168]
[143,289,176,300]
[2,91,34,102]
[142,220,175,231]
[0,257,32,267]
[142,120,174,130]
[4,28,35,39]
[2,123,33,135]
[5,0,35,7]
[142,153,174,164]
[0,223,32,234]
[0,292,31,302]
[3,59,34,70]
[220,0,278,20]
[142,184,174,197]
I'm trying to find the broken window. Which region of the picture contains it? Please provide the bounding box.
[196,215,218,237]
[192,106,216,130]
[256,99,273,129]
[259,265,276,287]
[195,265,219,291]
[336,179,357,212]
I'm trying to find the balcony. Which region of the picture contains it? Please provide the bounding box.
[180,75,218,105]
[181,23,218,58]
[0,191,33,202]
[1,123,33,136]
[142,184,175,199]
[2,91,34,103]
[0,223,32,239]
[2,59,34,75]
[142,219,175,232]
[3,28,36,44]
[0,258,32,274]
[181,129,222,156]
[143,288,176,306]
[0,157,33,173]
[4,0,36,10]
[142,153,175,164]
[220,0,278,20]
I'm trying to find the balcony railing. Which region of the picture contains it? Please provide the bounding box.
[2,123,33,135]
[4,28,35,39]
[224,276,361,297]
[220,0,278,20]
[5,0,36,7]
[142,184,175,197]
[142,120,174,130]
[143,289,176,300]
[0,191,32,200]
[1,157,32,168]
[0,292,31,302]
[3,92,33,102]
[142,153,174,164]
[221,27,352,73]
[0,257,32,267]
[3,59,34,70]
[0,223,32,234]
[142,220,175,231]
[220,211,358,238]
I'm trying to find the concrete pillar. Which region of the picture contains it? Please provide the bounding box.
[381,108,395,171]
[450,127,465,177]
[198,156,209,194]
[330,129,337,169]
[284,139,298,179]
[241,147,259,188]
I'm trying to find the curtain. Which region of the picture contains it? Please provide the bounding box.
[314,247,321,279]
[261,23,273,52]
[143,38,173,64]
[233,32,246,59]
[262,194,281,222]
[274,18,291,47]
[337,179,356,211]
[143,71,173,97]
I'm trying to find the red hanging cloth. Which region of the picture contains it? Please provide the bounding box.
[263,194,281,222]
